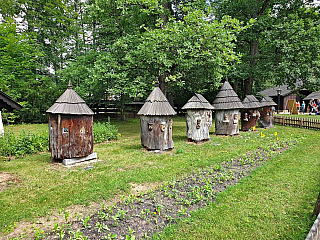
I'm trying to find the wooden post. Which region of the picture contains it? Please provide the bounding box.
[282,117,285,126]
[300,118,303,128]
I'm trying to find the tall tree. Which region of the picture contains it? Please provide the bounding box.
[212,0,320,96]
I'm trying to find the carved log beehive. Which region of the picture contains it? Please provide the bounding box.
[182,93,214,142]
[212,81,244,136]
[258,96,277,128]
[241,95,261,131]
[137,87,176,150]
[46,81,94,161]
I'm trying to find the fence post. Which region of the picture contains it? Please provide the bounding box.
[300,119,303,128]
[282,117,285,126]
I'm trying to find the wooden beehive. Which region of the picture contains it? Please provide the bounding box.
[137,87,176,151]
[241,95,261,131]
[182,93,214,142]
[212,81,244,136]
[46,81,95,163]
[258,96,277,128]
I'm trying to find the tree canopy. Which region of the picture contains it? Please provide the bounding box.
[0,0,319,122]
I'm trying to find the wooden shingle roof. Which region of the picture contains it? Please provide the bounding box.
[242,95,261,109]
[182,93,214,110]
[260,96,277,107]
[304,91,320,100]
[0,91,23,111]
[212,81,244,110]
[138,87,176,116]
[46,81,94,115]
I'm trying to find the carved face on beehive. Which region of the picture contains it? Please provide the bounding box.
[160,122,166,132]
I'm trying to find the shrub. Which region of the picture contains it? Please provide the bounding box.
[0,130,48,157]
[93,121,119,144]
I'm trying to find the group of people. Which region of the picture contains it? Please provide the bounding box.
[297,99,320,114]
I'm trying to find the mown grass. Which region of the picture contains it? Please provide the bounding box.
[0,117,318,239]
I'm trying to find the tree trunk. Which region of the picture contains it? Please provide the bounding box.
[313,191,320,216]
[158,75,167,96]
[244,40,259,96]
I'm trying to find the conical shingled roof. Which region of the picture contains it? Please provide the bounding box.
[182,93,214,110]
[46,81,94,115]
[260,96,277,107]
[212,81,244,110]
[242,95,261,109]
[138,87,177,116]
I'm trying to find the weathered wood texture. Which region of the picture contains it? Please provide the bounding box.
[215,110,240,136]
[48,114,93,160]
[140,116,174,150]
[241,109,260,131]
[186,110,212,141]
[258,106,274,128]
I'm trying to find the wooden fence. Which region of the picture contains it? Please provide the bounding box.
[274,116,320,130]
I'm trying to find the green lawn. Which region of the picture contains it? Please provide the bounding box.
[0,117,319,239]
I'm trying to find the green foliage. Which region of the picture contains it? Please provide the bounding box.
[93,121,119,144]
[0,130,48,157]
[213,0,320,96]
[0,121,118,156]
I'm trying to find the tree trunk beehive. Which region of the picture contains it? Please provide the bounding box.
[46,81,95,162]
[186,110,212,141]
[211,81,244,136]
[258,106,274,128]
[138,86,176,151]
[140,116,174,150]
[241,109,260,131]
[48,114,93,160]
[215,110,240,136]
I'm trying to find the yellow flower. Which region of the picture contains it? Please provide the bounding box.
[274,132,278,136]
[252,126,256,131]
[252,140,255,142]
[154,212,157,215]
[260,132,263,136]
[277,137,279,141]
[261,134,265,138]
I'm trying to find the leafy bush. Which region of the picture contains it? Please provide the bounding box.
[93,121,119,144]
[0,121,119,157]
[0,130,48,157]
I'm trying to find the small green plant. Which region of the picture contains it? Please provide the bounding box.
[64,210,70,223]
[81,216,91,229]
[93,121,119,143]
[103,233,118,239]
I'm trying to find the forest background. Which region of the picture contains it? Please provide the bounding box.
[0,0,320,123]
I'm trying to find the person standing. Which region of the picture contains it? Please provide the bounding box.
[296,101,300,113]
[302,101,305,113]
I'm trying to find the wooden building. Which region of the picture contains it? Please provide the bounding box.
[212,81,244,136]
[0,91,23,135]
[241,95,261,131]
[259,84,310,111]
[258,96,277,128]
[46,81,96,165]
[181,93,214,142]
[138,87,176,151]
